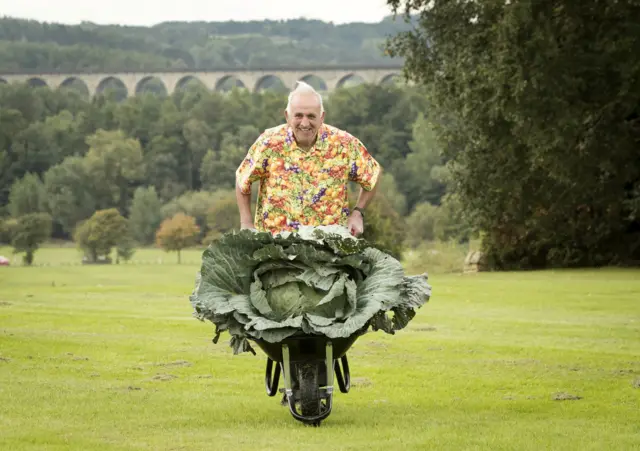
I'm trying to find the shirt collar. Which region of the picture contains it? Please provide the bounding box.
[286,124,329,152]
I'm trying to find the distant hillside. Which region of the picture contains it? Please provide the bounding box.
[0,16,413,72]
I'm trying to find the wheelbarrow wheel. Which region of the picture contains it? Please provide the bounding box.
[296,361,321,419]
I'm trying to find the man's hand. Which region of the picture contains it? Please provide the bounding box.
[347,210,364,236]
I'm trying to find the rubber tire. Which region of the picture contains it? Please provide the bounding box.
[296,361,321,418]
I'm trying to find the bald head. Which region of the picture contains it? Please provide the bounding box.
[286,81,324,115]
[285,81,325,148]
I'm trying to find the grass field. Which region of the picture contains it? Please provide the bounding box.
[1,247,639,450]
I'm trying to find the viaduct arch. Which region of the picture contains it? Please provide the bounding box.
[0,65,405,98]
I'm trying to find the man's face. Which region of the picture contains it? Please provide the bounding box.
[285,93,325,147]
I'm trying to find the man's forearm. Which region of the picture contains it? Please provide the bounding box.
[235,183,254,226]
[355,185,376,210]
[355,172,381,209]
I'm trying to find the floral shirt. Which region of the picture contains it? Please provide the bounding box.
[236,123,381,234]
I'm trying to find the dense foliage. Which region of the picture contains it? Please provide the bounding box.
[0,17,412,71]
[386,0,640,268]
[0,80,456,261]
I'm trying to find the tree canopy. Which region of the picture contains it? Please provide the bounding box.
[385,0,640,268]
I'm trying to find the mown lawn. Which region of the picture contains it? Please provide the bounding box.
[1,247,639,450]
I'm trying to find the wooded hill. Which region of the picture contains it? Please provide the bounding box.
[0,16,411,72]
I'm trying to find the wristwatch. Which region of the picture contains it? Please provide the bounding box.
[352,207,365,219]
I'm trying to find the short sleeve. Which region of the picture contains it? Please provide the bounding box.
[348,138,381,191]
[236,135,269,194]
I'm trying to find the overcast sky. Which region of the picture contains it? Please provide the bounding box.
[3,0,396,26]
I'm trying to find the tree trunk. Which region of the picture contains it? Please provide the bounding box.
[177,249,181,264]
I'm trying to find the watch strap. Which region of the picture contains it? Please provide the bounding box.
[352,206,365,218]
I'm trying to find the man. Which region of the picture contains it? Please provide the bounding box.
[235,81,382,236]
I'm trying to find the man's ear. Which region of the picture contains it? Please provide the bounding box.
[284,109,289,122]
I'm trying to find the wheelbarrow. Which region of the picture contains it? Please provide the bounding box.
[251,331,363,426]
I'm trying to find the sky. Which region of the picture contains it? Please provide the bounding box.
[3,0,396,26]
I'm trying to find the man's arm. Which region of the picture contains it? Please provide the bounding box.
[354,172,380,210]
[236,182,254,229]
[346,138,382,236]
[348,168,382,236]
[235,133,268,230]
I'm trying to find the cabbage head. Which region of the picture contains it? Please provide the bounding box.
[189,225,431,354]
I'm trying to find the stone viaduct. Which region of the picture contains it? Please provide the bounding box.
[0,65,405,97]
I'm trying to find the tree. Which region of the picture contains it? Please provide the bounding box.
[404,202,441,248]
[74,208,128,263]
[199,133,249,192]
[161,190,220,240]
[374,171,408,217]
[0,107,28,207]
[183,118,216,189]
[43,156,96,236]
[155,213,200,263]
[0,218,16,244]
[7,172,47,217]
[129,186,163,245]
[386,0,640,268]
[9,213,52,265]
[116,233,136,264]
[83,129,145,214]
[144,135,187,202]
[392,113,449,210]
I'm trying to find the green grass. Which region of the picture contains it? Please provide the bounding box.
[1,247,639,450]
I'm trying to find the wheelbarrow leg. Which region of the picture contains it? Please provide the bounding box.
[325,342,334,397]
[282,344,293,402]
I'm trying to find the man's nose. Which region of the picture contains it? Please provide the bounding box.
[300,117,310,127]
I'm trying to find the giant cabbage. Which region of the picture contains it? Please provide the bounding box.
[189,225,431,354]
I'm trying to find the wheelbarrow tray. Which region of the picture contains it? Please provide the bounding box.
[251,332,361,363]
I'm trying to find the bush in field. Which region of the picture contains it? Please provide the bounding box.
[402,240,469,275]
[116,233,136,264]
[74,208,128,263]
[404,195,474,249]
[7,213,52,265]
[404,202,443,247]
[155,213,200,263]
